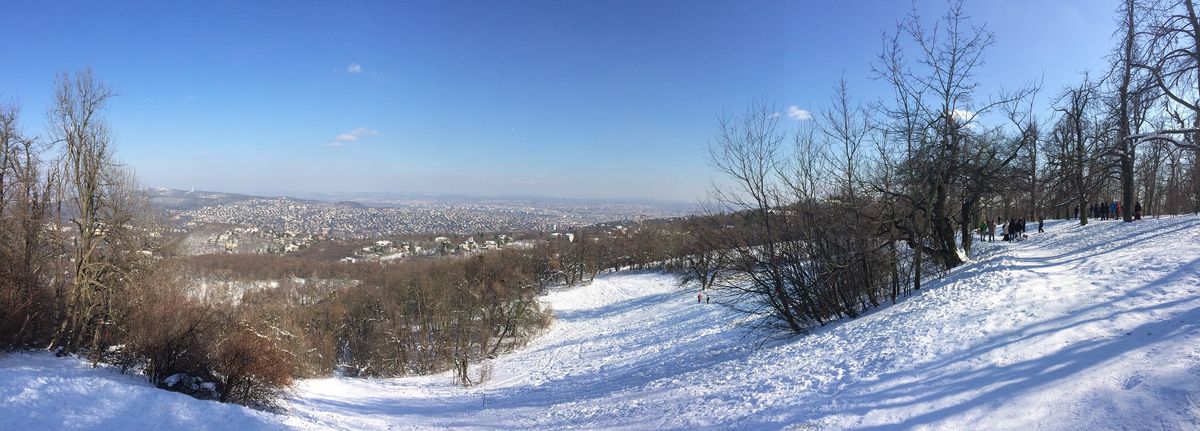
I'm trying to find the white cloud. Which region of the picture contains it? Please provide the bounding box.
[951,109,978,129]
[787,106,812,121]
[348,127,378,137]
[347,63,363,74]
[328,127,379,147]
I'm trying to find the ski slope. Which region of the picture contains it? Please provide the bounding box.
[3,215,1200,430]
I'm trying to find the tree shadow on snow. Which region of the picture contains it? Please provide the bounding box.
[740,254,1200,430]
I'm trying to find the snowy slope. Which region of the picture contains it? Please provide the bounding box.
[0,353,287,430]
[3,214,1200,430]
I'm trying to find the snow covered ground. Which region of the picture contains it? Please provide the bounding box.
[0,352,287,430]
[3,214,1199,430]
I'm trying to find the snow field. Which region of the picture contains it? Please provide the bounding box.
[3,214,1199,430]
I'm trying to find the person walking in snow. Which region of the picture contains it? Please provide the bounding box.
[1111,200,1118,220]
[1135,201,1143,220]
[988,219,996,242]
[697,292,702,303]
[1038,216,1044,233]
[706,294,710,304]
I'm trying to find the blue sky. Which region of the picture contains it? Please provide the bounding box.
[1,0,1116,201]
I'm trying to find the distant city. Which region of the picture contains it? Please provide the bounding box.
[148,187,696,256]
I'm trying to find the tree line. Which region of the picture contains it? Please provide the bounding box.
[682,0,1200,335]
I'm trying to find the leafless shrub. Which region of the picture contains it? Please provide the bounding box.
[212,324,294,410]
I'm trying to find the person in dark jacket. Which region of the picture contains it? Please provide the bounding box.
[1038,216,1044,233]
[1135,201,1143,220]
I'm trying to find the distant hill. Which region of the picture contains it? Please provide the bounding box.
[145,188,257,212]
[146,188,696,213]
[145,188,698,238]
[146,188,326,212]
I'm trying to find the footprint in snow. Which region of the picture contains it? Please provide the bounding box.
[1122,374,1144,390]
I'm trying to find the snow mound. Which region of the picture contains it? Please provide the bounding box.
[4,215,1200,430]
[0,352,287,430]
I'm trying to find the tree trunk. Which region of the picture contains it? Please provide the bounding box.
[1120,0,1136,222]
[932,182,963,268]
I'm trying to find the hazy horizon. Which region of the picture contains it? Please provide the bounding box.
[148,185,699,205]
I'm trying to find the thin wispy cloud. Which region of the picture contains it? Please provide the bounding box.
[787,106,812,121]
[351,127,378,137]
[328,127,380,147]
[347,63,363,74]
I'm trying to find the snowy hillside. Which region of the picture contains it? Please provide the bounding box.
[3,215,1200,430]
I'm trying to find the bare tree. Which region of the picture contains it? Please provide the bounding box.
[49,69,121,358]
[871,1,1035,269]
[1054,77,1107,225]
[1116,0,1140,221]
[1133,0,1200,212]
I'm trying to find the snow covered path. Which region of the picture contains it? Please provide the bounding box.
[3,215,1199,430]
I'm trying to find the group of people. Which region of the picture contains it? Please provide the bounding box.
[978,216,1044,242]
[1090,200,1121,220]
[1078,200,1145,221]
